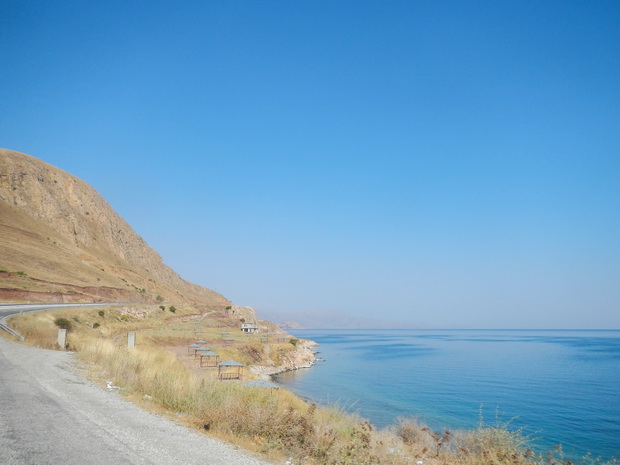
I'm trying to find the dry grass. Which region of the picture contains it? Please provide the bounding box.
[5,307,618,465]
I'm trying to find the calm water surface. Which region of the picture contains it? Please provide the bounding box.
[275,330,620,461]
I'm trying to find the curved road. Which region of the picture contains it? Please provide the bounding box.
[0,303,118,339]
[0,304,273,465]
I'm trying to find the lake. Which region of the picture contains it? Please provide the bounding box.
[275,329,620,461]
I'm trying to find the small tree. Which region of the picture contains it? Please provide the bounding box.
[169,306,177,313]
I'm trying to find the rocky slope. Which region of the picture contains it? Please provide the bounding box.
[250,339,318,378]
[0,148,229,309]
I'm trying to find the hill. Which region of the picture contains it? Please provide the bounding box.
[0,148,229,309]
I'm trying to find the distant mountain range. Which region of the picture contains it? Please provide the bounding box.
[278,321,305,330]
[0,148,229,310]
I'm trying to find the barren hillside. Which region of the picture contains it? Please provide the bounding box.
[0,148,229,309]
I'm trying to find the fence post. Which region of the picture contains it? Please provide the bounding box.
[57,329,67,349]
[127,332,136,348]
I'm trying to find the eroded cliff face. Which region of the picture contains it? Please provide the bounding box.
[0,148,229,308]
[227,305,259,324]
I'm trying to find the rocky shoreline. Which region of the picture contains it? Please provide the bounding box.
[249,339,318,379]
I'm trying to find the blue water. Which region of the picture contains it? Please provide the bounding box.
[275,330,620,462]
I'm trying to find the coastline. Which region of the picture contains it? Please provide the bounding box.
[249,338,318,379]
[7,309,619,464]
[271,328,620,462]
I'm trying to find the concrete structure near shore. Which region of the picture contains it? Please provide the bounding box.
[240,323,259,333]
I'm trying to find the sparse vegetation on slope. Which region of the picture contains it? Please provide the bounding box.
[0,148,230,308]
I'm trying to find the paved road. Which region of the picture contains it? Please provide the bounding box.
[0,306,274,465]
[0,302,117,319]
[0,303,121,340]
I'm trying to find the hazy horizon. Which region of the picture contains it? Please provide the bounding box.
[260,309,620,330]
[1,1,618,329]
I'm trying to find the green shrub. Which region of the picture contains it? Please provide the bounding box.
[92,322,100,329]
[169,306,177,313]
[98,310,105,317]
[289,338,298,347]
[54,318,72,331]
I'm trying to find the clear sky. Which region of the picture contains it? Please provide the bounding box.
[1,1,619,328]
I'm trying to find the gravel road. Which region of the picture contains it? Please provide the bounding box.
[0,336,274,465]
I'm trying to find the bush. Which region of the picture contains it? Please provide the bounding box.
[289,338,298,347]
[159,305,165,311]
[92,322,100,329]
[98,310,105,317]
[396,418,434,448]
[156,295,164,302]
[169,306,176,313]
[54,318,72,331]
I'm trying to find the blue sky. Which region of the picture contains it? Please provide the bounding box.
[1,1,619,328]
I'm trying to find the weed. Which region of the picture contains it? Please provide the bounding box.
[396,418,435,449]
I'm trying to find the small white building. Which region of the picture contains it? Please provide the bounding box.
[240,322,259,334]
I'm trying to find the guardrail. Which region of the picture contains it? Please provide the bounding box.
[0,303,128,341]
[0,316,25,340]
